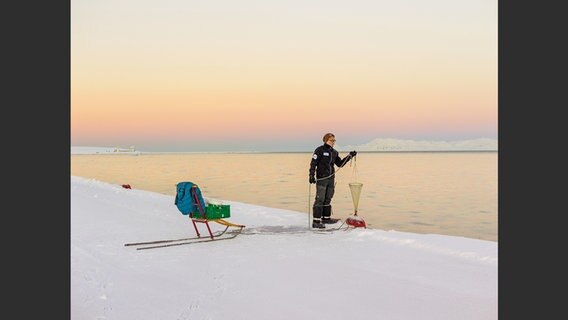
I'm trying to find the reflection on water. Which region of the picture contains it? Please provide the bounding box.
[71,152,497,241]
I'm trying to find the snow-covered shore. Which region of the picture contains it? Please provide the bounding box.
[71,176,497,320]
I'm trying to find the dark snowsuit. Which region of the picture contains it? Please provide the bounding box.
[309,144,352,219]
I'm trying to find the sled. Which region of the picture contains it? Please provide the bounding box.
[182,183,245,240]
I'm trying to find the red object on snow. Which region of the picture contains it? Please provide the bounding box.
[345,213,367,228]
[121,184,132,189]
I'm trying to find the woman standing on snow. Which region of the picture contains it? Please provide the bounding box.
[309,133,357,228]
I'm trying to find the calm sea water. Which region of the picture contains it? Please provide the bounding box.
[71,152,497,241]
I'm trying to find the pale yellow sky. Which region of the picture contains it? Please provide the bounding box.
[71,0,497,151]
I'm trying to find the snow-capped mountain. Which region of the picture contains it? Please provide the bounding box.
[338,138,498,152]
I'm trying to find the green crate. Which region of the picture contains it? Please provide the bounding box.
[205,204,231,219]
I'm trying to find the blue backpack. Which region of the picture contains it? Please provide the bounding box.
[174,181,207,217]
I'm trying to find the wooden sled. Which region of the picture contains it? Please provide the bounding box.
[189,185,245,239]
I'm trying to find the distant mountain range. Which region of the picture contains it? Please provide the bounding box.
[337,138,498,152]
[72,138,497,153]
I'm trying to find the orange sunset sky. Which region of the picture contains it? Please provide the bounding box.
[71,0,497,152]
